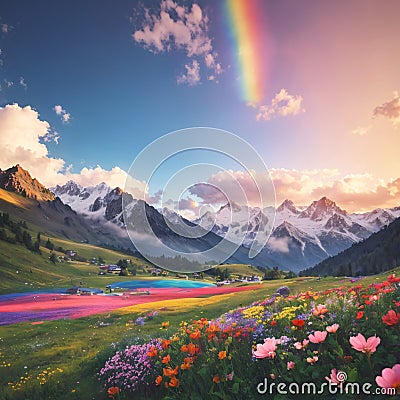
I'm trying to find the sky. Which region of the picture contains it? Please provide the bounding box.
[0,0,400,215]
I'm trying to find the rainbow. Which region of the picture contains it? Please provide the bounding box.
[225,0,268,104]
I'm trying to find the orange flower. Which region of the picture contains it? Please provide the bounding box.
[213,374,220,383]
[161,339,171,349]
[218,351,227,360]
[162,354,171,364]
[313,304,328,316]
[107,386,119,396]
[181,344,188,353]
[162,321,170,329]
[184,357,193,364]
[187,343,197,356]
[163,366,179,377]
[169,377,180,387]
[181,362,191,370]
[190,329,201,340]
[147,346,158,357]
[155,376,163,386]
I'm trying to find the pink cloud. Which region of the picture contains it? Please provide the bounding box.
[252,89,305,121]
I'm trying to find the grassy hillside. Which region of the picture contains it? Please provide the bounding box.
[0,232,153,293]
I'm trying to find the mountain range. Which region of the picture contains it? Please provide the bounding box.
[300,216,400,276]
[193,197,400,271]
[1,164,398,273]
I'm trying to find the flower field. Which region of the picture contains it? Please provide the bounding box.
[99,275,400,399]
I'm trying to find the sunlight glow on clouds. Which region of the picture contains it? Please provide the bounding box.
[133,1,222,85]
[177,59,200,86]
[186,169,400,213]
[373,91,400,126]
[249,89,305,121]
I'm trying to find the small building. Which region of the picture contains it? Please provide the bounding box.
[65,250,77,258]
[107,265,122,274]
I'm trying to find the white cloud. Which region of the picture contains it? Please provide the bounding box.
[53,104,71,124]
[177,60,200,85]
[253,89,305,121]
[0,104,65,186]
[373,91,400,126]
[19,76,27,90]
[133,1,222,85]
[267,237,290,253]
[0,103,145,194]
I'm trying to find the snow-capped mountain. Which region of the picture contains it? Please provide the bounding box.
[52,181,135,224]
[195,196,400,271]
[53,181,400,272]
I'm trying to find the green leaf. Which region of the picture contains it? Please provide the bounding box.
[232,382,239,394]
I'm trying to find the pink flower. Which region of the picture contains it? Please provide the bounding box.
[375,364,400,393]
[306,356,318,364]
[287,361,295,370]
[253,338,277,359]
[294,339,309,350]
[349,333,380,354]
[325,369,345,385]
[309,331,327,344]
[326,324,339,333]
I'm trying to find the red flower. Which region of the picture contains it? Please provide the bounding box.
[107,387,119,397]
[382,310,400,326]
[291,319,305,329]
[270,320,277,326]
[356,311,364,319]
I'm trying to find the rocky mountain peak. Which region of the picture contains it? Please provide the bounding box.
[0,164,54,201]
[277,199,299,214]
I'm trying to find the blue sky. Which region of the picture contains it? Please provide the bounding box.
[1,0,400,213]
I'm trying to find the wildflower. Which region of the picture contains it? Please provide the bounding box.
[181,362,191,370]
[213,374,220,383]
[218,351,227,360]
[147,346,158,357]
[313,305,328,316]
[162,354,171,364]
[287,361,295,370]
[161,339,171,349]
[270,320,277,326]
[163,366,179,377]
[307,356,318,364]
[309,331,327,344]
[291,319,305,330]
[326,324,339,333]
[325,369,345,385]
[349,333,380,354]
[168,377,180,387]
[294,339,309,350]
[155,376,162,386]
[356,311,364,319]
[162,321,170,329]
[253,338,277,359]
[375,364,400,393]
[190,329,201,340]
[382,310,400,326]
[107,386,119,397]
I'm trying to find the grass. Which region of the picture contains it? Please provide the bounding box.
[1,268,398,400]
